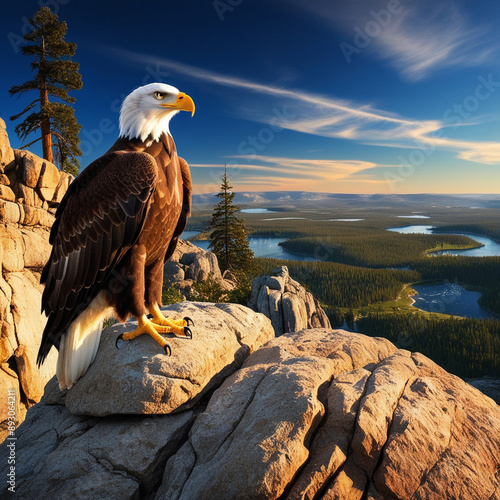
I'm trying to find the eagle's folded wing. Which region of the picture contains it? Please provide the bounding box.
[37,151,157,365]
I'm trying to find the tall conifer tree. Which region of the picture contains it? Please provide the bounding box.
[9,6,83,175]
[208,166,254,274]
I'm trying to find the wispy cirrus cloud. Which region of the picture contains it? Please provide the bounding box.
[363,4,495,81]
[283,0,497,81]
[111,47,500,165]
[191,156,397,192]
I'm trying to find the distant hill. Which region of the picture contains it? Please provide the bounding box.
[192,191,500,209]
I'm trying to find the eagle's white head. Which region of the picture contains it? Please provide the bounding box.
[119,83,195,142]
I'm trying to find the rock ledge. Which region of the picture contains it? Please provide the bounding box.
[4,324,499,500]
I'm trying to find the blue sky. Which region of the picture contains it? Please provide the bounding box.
[2,0,500,194]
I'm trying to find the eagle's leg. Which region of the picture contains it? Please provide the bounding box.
[144,260,193,338]
[117,315,173,355]
[150,302,193,338]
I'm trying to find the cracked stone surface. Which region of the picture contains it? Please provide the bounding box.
[3,325,500,500]
[44,302,274,416]
[156,328,500,500]
[0,402,193,499]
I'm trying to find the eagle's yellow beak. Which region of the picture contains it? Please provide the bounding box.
[161,92,195,116]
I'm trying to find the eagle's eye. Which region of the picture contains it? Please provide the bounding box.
[154,91,166,100]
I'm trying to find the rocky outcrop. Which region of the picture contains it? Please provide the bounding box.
[44,302,274,416]
[4,403,194,499]
[4,312,499,500]
[0,119,73,441]
[153,329,500,500]
[248,265,331,335]
[1,302,274,498]
[164,239,237,296]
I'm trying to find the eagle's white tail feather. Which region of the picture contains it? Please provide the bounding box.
[56,291,113,390]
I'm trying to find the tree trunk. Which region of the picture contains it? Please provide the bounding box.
[40,36,53,163]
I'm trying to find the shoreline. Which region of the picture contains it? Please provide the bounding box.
[432,229,500,245]
[408,281,500,319]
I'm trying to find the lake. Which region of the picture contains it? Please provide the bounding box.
[387,225,500,257]
[411,282,496,319]
[180,231,316,261]
[397,215,430,219]
[314,218,365,222]
[240,208,277,214]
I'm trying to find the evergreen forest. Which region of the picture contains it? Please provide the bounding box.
[186,202,500,379]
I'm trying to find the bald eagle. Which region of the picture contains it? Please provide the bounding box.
[37,83,195,390]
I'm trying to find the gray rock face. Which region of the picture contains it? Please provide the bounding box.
[1,402,193,499]
[44,302,274,417]
[0,302,273,498]
[156,329,500,500]
[248,265,331,335]
[163,239,236,296]
[3,326,500,500]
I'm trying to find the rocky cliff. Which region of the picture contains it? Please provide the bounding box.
[2,302,499,499]
[0,118,73,440]
[163,239,237,297]
[248,265,331,335]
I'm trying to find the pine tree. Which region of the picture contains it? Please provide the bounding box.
[9,6,83,175]
[208,166,254,274]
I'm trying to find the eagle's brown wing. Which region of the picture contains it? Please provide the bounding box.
[164,156,192,262]
[37,151,157,365]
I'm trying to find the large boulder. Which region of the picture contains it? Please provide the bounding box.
[248,265,331,335]
[37,159,60,201]
[156,329,500,500]
[0,225,24,272]
[0,185,15,202]
[2,404,193,499]
[19,228,52,269]
[2,326,500,499]
[44,302,274,416]
[15,150,45,188]
[0,302,274,497]
[0,199,22,224]
[164,239,236,296]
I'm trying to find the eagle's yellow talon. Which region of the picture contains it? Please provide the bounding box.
[117,315,172,355]
[150,303,194,334]
[151,322,192,338]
